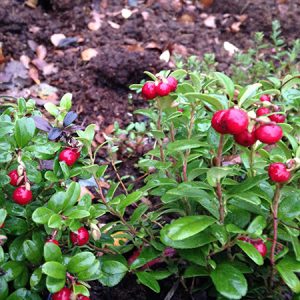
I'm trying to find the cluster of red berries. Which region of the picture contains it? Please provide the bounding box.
[9,169,32,205]
[212,107,283,147]
[239,237,267,257]
[52,287,90,300]
[59,148,80,166]
[141,76,178,100]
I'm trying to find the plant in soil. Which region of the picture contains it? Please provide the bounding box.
[1,67,300,300]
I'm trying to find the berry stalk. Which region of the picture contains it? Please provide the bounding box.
[216,134,225,224]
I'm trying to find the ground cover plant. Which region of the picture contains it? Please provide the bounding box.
[1,67,300,300]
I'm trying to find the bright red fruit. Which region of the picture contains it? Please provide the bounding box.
[211,110,229,134]
[8,170,21,186]
[234,130,257,147]
[59,149,79,166]
[268,163,291,183]
[77,295,90,300]
[255,124,283,144]
[156,82,171,97]
[260,94,271,102]
[167,76,178,92]
[256,107,270,117]
[12,186,32,205]
[142,82,157,100]
[269,113,286,123]
[70,227,89,246]
[222,108,249,134]
[253,240,267,257]
[46,238,59,246]
[52,287,72,300]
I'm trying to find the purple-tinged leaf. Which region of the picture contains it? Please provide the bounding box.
[63,111,78,127]
[33,116,52,132]
[48,128,62,140]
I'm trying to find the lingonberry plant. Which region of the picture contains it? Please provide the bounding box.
[1,68,300,299]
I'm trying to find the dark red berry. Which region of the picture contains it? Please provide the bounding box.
[12,186,32,205]
[69,148,80,160]
[70,227,89,246]
[238,236,250,243]
[77,295,90,300]
[222,108,249,134]
[211,110,229,134]
[269,113,286,123]
[252,240,267,257]
[268,163,291,183]
[8,170,21,186]
[167,76,178,92]
[52,287,72,300]
[260,94,271,102]
[46,239,59,246]
[156,82,171,97]
[142,82,157,100]
[0,223,4,229]
[59,149,79,166]
[234,130,257,147]
[256,107,270,117]
[255,124,283,144]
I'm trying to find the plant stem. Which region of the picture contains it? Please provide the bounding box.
[249,145,255,177]
[157,107,165,163]
[270,183,281,285]
[216,134,225,224]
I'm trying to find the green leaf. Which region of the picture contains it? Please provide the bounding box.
[238,83,262,107]
[210,264,247,299]
[163,216,216,240]
[99,260,128,287]
[44,103,59,116]
[48,214,62,228]
[247,216,267,236]
[184,265,209,278]
[60,93,72,110]
[207,167,233,187]
[68,252,96,273]
[130,247,160,269]
[236,240,264,265]
[167,139,205,152]
[279,194,300,219]
[64,209,90,219]
[42,262,66,279]
[2,261,25,281]
[77,260,101,281]
[169,69,187,80]
[0,277,8,300]
[63,182,81,209]
[6,288,41,300]
[277,257,300,293]
[15,117,36,148]
[44,242,63,262]
[32,207,54,224]
[47,192,66,213]
[72,284,89,297]
[144,71,157,81]
[118,191,144,211]
[227,174,268,194]
[0,209,7,226]
[214,72,234,100]
[9,236,26,261]
[136,271,160,293]
[30,268,42,288]
[23,240,42,264]
[46,276,66,293]
[184,93,225,110]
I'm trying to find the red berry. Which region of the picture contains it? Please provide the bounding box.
[268,163,291,183]
[0,223,4,229]
[211,110,229,134]
[156,82,171,97]
[252,240,267,257]
[167,76,178,92]
[238,236,250,242]
[256,107,270,117]
[234,130,257,147]
[77,295,90,300]
[255,124,283,144]
[52,287,72,300]
[46,238,59,246]
[59,149,79,166]
[70,227,89,246]
[8,170,21,186]
[12,186,32,205]
[260,94,271,102]
[142,82,157,100]
[222,108,249,134]
[269,113,286,123]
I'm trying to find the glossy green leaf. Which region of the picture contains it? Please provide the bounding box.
[214,72,234,100]
[236,240,264,265]
[15,117,36,148]
[42,262,66,279]
[68,252,96,273]
[44,242,63,262]
[32,207,54,224]
[136,271,160,293]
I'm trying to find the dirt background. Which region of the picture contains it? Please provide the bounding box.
[1,0,300,299]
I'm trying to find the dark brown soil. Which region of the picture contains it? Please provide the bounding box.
[1,0,300,299]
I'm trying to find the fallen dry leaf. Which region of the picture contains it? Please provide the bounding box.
[230,21,242,33]
[124,44,144,52]
[30,83,59,104]
[178,13,195,24]
[0,43,5,64]
[36,45,47,60]
[28,40,38,52]
[43,63,58,76]
[104,124,115,135]
[80,186,95,200]
[107,21,120,29]
[25,0,38,8]
[204,15,216,28]
[88,11,102,31]
[145,42,161,50]
[121,8,132,19]
[20,55,30,69]
[223,41,239,56]
[200,0,214,8]
[31,58,47,71]
[28,66,40,84]
[160,50,170,63]
[50,33,66,47]
[29,25,40,33]
[81,48,98,61]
